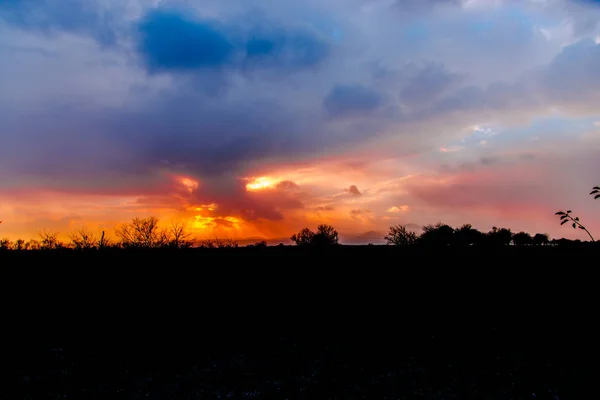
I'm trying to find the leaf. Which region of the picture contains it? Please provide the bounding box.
[575,217,580,221]
[561,220,568,225]
[561,215,568,220]
[595,194,600,199]
[591,190,599,195]
[593,186,600,190]
[567,210,572,214]
[572,222,576,229]
[555,211,564,215]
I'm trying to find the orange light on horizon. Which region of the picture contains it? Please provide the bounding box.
[245,176,279,191]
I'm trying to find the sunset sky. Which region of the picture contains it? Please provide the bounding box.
[1,0,600,244]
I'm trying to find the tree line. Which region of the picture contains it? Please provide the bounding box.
[0,217,240,251]
[0,185,597,250]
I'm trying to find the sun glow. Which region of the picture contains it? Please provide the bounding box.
[192,215,241,230]
[245,176,279,191]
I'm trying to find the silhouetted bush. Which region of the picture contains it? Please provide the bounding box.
[512,231,533,246]
[532,233,550,246]
[419,222,455,246]
[454,224,485,246]
[385,224,418,246]
[291,224,338,247]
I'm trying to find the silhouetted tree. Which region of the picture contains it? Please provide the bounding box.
[385,225,418,246]
[291,228,315,246]
[0,238,11,250]
[555,210,594,242]
[167,221,194,249]
[454,224,485,246]
[486,227,512,246]
[25,239,40,250]
[312,224,339,246]
[13,239,25,251]
[291,225,338,247]
[69,228,97,250]
[419,222,454,246]
[512,231,533,246]
[253,241,268,248]
[532,233,550,246]
[38,229,63,250]
[115,217,168,249]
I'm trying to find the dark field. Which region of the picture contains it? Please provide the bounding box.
[1,246,598,399]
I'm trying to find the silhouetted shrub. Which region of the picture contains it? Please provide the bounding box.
[291,225,338,247]
[486,227,512,247]
[37,229,63,250]
[512,231,533,246]
[532,233,550,246]
[312,224,339,246]
[385,225,418,246]
[419,222,455,246]
[454,224,485,246]
[291,228,315,246]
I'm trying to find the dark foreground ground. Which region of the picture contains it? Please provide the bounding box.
[1,246,598,399]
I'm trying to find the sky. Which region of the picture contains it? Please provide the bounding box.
[1,0,600,244]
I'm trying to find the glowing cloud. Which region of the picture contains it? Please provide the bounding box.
[388,205,410,213]
[245,177,280,191]
[176,176,199,193]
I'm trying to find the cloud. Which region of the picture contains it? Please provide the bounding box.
[2,0,600,241]
[323,84,383,117]
[388,205,409,213]
[345,185,362,196]
[136,7,330,75]
[400,62,463,107]
[137,9,236,72]
[0,0,123,46]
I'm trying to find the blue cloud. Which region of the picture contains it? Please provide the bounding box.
[324,84,383,117]
[136,8,330,75]
[400,63,462,106]
[137,9,235,73]
[0,0,120,46]
[244,28,329,70]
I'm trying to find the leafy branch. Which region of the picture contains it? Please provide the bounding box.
[555,210,595,242]
[591,186,600,200]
